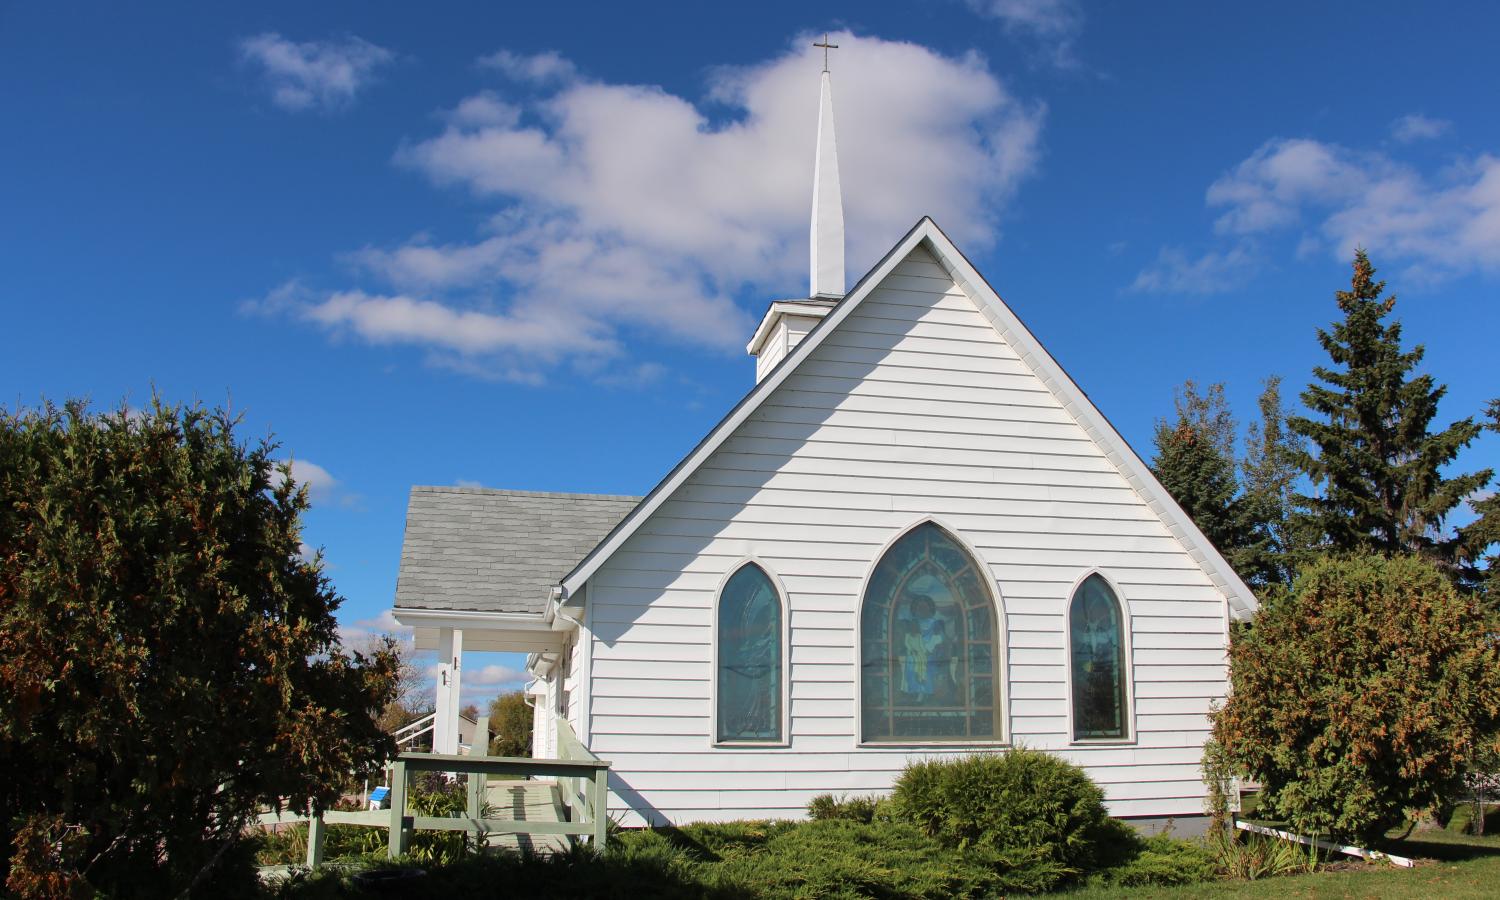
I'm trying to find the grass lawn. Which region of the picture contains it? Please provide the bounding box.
[1068,856,1500,899]
[1063,814,1500,900]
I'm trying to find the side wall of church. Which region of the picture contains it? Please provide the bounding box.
[582,246,1231,825]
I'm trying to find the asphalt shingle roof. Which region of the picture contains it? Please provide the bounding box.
[394,486,641,615]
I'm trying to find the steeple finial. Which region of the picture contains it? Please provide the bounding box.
[809,40,844,298]
[813,34,838,72]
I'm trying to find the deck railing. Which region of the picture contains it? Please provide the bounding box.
[256,715,611,870]
[554,718,609,841]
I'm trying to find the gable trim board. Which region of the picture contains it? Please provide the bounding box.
[562,217,1258,622]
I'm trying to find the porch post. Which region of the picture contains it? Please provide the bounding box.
[433,627,465,754]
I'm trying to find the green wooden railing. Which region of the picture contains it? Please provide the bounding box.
[256,716,611,870]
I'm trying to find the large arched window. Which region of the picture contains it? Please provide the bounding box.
[1069,573,1130,741]
[860,522,1001,743]
[716,562,783,743]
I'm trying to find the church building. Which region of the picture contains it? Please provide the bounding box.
[391,54,1256,832]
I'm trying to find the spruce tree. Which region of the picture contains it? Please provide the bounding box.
[1289,251,1491,563]
[1152,381,1253,570]
[1239,377,1308,587]
[1459,399,1500,599]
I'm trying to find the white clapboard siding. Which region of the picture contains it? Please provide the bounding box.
[584,246,1231,826]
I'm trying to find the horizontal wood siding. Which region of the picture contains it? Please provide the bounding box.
[587,247,1228,825]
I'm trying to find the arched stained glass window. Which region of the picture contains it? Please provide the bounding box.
[716,563,783,743]
[860,523,1001,743]
[1069,574,1129,740]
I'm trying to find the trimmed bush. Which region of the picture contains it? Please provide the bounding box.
[887,748,1122,892]
[1212,554,1500,842]
[806,794,882,824]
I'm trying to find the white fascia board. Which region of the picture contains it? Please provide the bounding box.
[561,218,935,597]
[391,607,572,633]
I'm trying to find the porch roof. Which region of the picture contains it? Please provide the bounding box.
[394,486,641,616]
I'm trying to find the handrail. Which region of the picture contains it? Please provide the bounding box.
[387,751,610,857]
[255,720,611,871]
[393,712,437,749]
[555,718,608,841]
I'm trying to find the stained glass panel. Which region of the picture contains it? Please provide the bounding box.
[860,523,1002,742]
[1070,574,1128,740]
[717,563,782,742]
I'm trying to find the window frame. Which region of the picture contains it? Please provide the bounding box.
[1064,568,1137,746]
[855,518,1010,748]
[711,557,791,748]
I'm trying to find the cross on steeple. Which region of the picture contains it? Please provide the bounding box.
[813,34,838,72]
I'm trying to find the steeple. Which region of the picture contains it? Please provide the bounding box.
[809,36,844,298]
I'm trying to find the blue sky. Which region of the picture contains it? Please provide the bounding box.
[4,2,1496,702]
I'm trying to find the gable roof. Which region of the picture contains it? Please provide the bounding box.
[562,217,1260,620]
[396,486,640,615]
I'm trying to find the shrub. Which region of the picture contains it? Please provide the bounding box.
[889,748,1114,889]
[806,794,882,824]
[0,400,399,896]
[1097,833,1218,887]
[1212,554,1500,842]
[1206,829,1315,881]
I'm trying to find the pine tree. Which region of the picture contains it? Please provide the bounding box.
[1289,251,1491,564]
[1152,381,1253,570]
[1239,377,1308,587]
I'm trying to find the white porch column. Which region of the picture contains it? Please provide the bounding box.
[433,627,464,754]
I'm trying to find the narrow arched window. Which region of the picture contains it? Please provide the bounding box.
[860,522,1001,743]
[716,563,783,743]
[1069,574,1129,740]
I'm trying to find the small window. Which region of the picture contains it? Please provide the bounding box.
[716,563,783,743]
[860,522,1002,743]
[1069,573,1129,740]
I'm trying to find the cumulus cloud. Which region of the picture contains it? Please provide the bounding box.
[1390,114,1451,143]
[267,32,1044,382]
[476,49,577,84]
[238,32,393,111]
[1135,136,1500,289]
[964,0,1083,68]
[1208,138,1500,279]
[1129,244,1257,295]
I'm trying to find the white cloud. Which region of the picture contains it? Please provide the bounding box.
[965,0,1083,68]
[476,49,578,84]
[337,610,415,652]
[268,457,338,498]
[1129,244,1257,295]
[273,33,1042,382]
[1141,137,1500,287]
[1390,114,1451,144]
[238,32,393,112]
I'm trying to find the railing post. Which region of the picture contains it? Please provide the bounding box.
[590,767,608,848]
[388,758,409,858]
[305,809,326,869]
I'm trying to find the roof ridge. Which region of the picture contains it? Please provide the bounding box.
[411,485,643,501]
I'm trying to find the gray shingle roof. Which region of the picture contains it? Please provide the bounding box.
[394,486,641,615]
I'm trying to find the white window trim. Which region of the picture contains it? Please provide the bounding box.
[711,557,792,749]
[1063,568,1138,746]
[855,516,1011,748]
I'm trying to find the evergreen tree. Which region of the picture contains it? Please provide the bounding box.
[1238,377,1308,587]
[1289,251,1491,564]
[1459,399,1500,599]
[1152,382,1256,572]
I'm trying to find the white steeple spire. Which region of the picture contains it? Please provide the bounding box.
[809,36,844,298]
